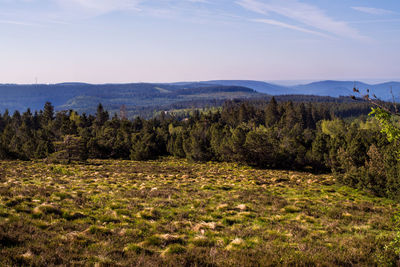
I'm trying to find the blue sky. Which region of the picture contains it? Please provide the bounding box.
[0,0,399,84]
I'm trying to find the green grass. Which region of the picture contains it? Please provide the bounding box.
[0,158,398,266]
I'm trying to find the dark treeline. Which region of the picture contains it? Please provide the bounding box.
[0,99,399,199]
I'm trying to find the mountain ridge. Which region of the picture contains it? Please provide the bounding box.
[0,80,398,117]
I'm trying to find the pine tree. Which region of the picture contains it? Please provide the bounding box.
[43,102,54,124]
[95,103,109,127]
[265,97,280,127]
[283,101,298,129]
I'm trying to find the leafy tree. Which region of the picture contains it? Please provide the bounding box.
[370,107,400,143]
[363,102,400,261]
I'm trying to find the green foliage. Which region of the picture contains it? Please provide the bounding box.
[368,106,400,263]
[49,135,88,163]
[42,102,54,123]
[95,103,109,127]
[370,107,400,143]
[321,119,346,138]
[51,165,75,176]
[244,126,279,168]
[183,122,213,161]
[0,100,399,202]
[265,97,280,127]
[131,130,164,161]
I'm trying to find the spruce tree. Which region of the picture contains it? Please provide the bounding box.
[265,97,280,127]
[95,103,109,127]
[43,102,54,124]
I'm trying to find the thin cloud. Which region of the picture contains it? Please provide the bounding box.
[187,0,210,3]
[253,18,333,39]
[348,18,400,24]
[0,0,222,26]
[0,19,38,26]
[237,0,267,14]
[0,0,144,25]
[237,0,367,40]
[55,0,143,14]
[352,6,394,15]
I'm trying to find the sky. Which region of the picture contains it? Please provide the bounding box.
[0,0,399,84]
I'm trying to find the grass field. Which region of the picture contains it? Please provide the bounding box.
[0,158,398,266]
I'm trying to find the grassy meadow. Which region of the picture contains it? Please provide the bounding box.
[0,158,398,266]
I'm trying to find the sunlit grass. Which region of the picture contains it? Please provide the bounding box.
[0,158,398,266]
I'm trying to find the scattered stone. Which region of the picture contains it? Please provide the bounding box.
[236,204,247,211]
[158,234,185,245]
[217,204,228,211]
[226,238,246,250]
[193,222,218,232]
[22,250,33,259]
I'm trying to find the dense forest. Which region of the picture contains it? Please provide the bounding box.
[0,83,260,117]
[2,80,397,119]
[0,99,398,199]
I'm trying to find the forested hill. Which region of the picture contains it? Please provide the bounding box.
[0,83,259,116]
[0,80,398,118]
[201,80,400,99]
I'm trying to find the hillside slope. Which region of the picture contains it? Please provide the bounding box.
[201,80,400,99]
[0,158,397,266]
[0,83,259,116]
[0,80,397,117]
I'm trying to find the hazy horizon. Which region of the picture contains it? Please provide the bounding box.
[1,0,399,84]
[2,78,400,86]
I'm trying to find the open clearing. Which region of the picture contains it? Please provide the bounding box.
[0,158,398,266]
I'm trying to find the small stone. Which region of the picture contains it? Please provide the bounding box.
[22,250,33,259]
[236,204,247,211]
[217,204,228,210]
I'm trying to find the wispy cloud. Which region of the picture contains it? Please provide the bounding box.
[0,0,218,24]
[253,18,332,39]
[55,0,143,15]
[352,6,394,15]
[348,18,400,24]
[237,0,367,40]
[187,0,210,3]
[0,19,39,26]
[0,0,145,26]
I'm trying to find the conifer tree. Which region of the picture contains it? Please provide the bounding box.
[95,103,109,127]
[265,97,280,127]
[43,102,54,124]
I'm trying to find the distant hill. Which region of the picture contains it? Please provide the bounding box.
[290,81,368,97]
[202,80,288,95]
[0,80,398,118]
[199,80,400,99]
[0,83,260,117]
[290,80,400,99]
